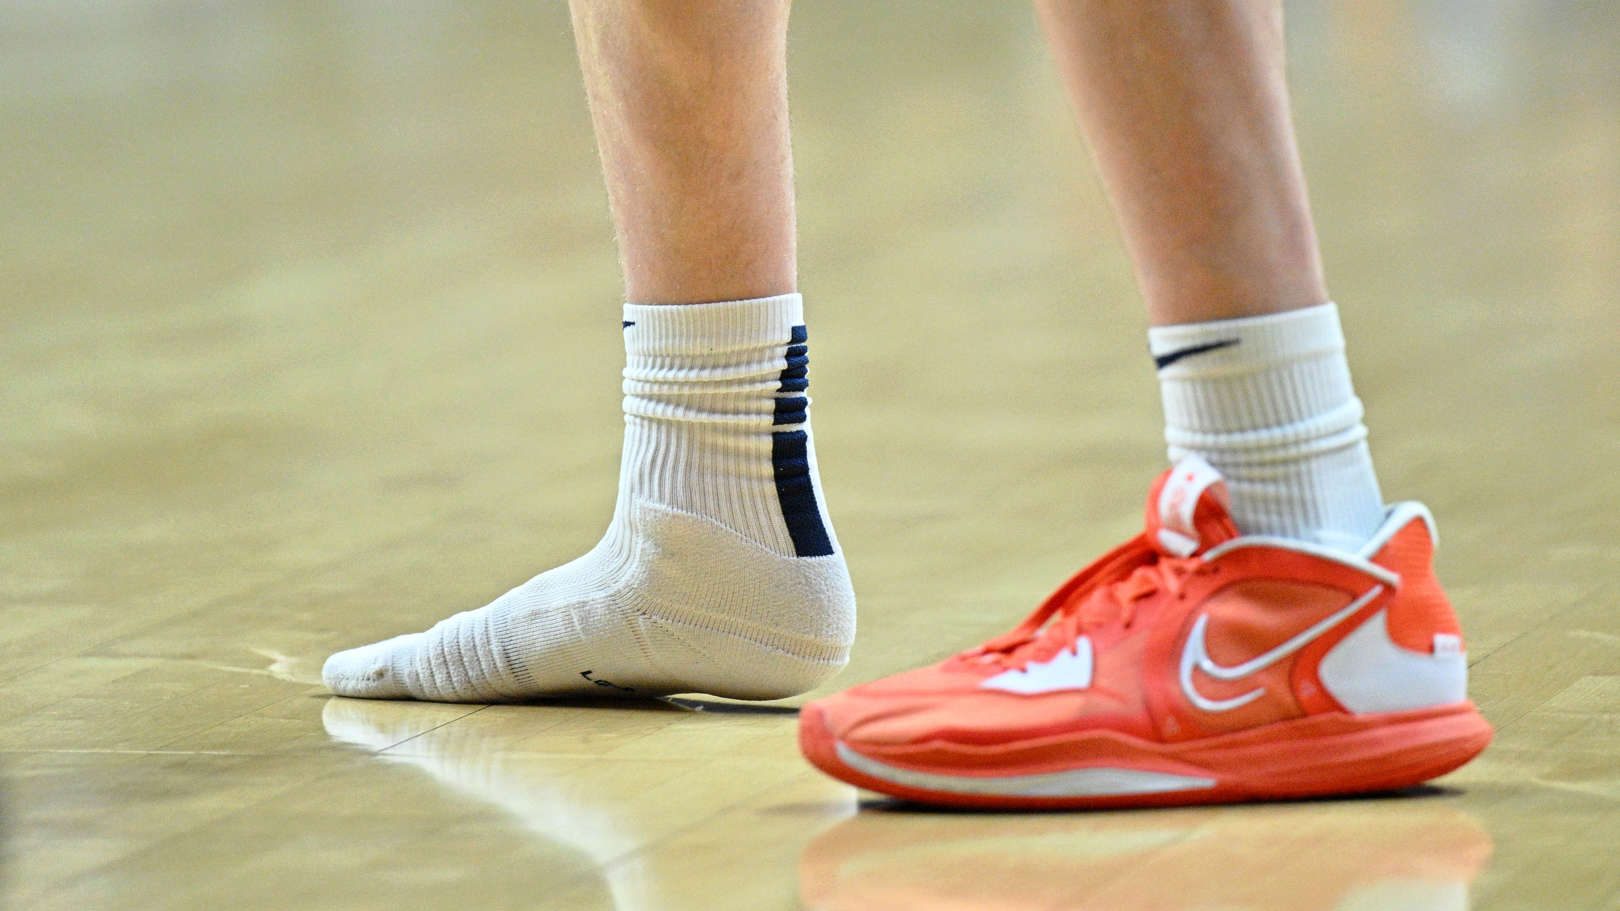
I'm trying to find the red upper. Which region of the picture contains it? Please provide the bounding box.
[808,461,1464,763]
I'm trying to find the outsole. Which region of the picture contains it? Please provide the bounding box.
[799,701,1493,810]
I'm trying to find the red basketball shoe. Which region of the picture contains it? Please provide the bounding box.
[799,457,1492,808]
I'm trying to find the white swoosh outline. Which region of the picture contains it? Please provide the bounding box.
[1179,585,1384,712]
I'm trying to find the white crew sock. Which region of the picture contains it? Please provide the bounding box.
[323,293,856,702]
[1148,302,1385,551]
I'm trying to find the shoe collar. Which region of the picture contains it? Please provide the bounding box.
[1150,456,1435,587]
[1200,501,1436,588]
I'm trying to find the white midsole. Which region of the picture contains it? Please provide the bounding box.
[834,741,1216,798]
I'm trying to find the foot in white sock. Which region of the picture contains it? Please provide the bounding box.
[1148,301,1385,551]
[323,294,856,703]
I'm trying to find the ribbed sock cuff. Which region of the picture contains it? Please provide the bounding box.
[1149,302,1353,434]
[623,294,804,357]
[1148,302,1343,375]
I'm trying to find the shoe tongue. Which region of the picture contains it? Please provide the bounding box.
[1144,456,1240,557]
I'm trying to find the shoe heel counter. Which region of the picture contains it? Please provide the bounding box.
[1317,510,1470,714]
[1373,512,1463,654]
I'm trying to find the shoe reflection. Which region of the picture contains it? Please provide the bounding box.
[799,796,1491,911]
[321,695,845,911]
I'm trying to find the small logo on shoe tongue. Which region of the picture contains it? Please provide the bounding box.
[1155,457,1227,557]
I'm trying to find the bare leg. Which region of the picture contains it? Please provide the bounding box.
[1036,0,1384,549]
[1035,0,1326,324]
[571,0,796,304]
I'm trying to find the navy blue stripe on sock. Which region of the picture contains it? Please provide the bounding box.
[775,325,811,414]
[773,396,808,425]
[779,327,810,393]
[769,324,832,557]
[771,430,833,557]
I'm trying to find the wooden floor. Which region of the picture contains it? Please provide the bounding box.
[5,4,1617,910]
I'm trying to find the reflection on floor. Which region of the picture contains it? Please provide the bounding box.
[323,696,1493,911]
[321,697,856,911]
[801,796,1491,911]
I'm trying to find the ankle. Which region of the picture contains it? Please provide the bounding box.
[1150,302,1384,549]
[617,293,840,558]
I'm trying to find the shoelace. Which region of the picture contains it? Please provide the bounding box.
[971,549,1214,671]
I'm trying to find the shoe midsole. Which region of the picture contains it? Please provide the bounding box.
[833,741,1216,797]
[830,703,1487,798]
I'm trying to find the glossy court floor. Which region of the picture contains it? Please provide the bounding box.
[4,3,1617,910]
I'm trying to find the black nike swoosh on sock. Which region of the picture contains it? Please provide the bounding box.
[622,320,635,329]
[1153,338,1240,370]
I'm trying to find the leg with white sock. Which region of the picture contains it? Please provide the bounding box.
[1036,0,1383,548]
[324,0,855,702]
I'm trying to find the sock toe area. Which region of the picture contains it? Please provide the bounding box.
[322,635,419,699]
[319,505,857,703]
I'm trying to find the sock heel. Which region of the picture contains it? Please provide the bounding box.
[631,502,856,699]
